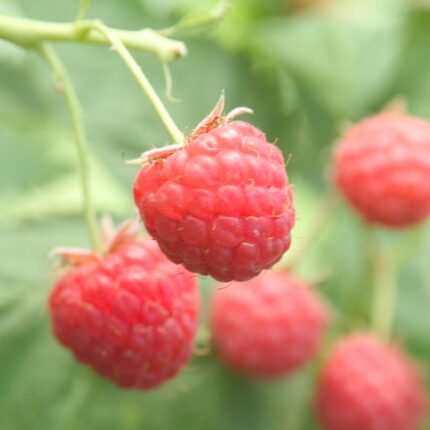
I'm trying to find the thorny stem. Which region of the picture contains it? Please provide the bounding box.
[86,20,184,146]
[0,14,186,63]
[369,231,398,340]
[38,43,100,251]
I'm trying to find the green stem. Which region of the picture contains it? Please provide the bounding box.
[76,0,91,21]
[370,233,397,340]
[38,43,100,251]
[0,14,186,63]
[86,20,184,146]
[283,192,338,270]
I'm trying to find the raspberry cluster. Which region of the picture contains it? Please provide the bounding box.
[47,99,429,419]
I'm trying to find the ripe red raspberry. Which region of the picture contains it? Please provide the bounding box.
[316,333,426,430]
[210,271,327,377]
[334,112,430,227]
[49,222,199,389]
[133,100,295,282]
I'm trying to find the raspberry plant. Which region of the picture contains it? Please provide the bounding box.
[1,1,430,430]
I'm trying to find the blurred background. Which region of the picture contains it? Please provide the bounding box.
[1,0,430,428]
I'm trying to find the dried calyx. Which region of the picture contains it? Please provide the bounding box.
[50,218,139,268]
[127,93,253,165]
[189,93,253,140]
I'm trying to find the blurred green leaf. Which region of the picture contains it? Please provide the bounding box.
[255,7,406,120]
[160,2,228,36]
[0,140,131,223]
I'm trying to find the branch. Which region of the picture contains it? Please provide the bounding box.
[0,14,187,63]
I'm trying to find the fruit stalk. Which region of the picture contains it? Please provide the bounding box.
[76,0,91,21]
[370,233,397,340]
[0,14,186,63]
[38,43,100,251]
[87,20,184,146]
[284,191,337,270]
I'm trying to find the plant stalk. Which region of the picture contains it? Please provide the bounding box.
[370,234,397,340]
[0,14,186,63]
[76,0,91,21]
[38,43,100,251]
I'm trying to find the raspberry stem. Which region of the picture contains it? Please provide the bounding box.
[369,232,398,340]
[81,20,184,146]
[76,0,91,21]
[282,192,338,270]
[38,43,100,251]
[0,14,186,63]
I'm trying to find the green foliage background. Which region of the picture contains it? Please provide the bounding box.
[1,0,430,429]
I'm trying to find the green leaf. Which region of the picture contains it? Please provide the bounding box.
[255,5,406,120]
[160,2,228,36]
[0,139,131,223]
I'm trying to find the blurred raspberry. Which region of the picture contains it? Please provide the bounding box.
[133,120,295,282]
[210,271,327,377]
[49,237,199,390]
[316,333,426,430]
[334,112,430,227]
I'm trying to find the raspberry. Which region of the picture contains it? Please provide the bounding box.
[49,224,199,389]
[133,111,295,282]
[210,271,327,377]
[334,112,430,227]
[316,333,426,430]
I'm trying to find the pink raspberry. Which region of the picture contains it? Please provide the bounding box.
[210,271,327,377]
[49,223,199,389]
[316,333,426,430]
[133,117,295,282]
[334,112,430,227]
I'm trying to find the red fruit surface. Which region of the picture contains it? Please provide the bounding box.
[133,120,295,282]
[49,239,199,389]
[316,333,426,430]
[334,112,430,227]
[210,271,327,377]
